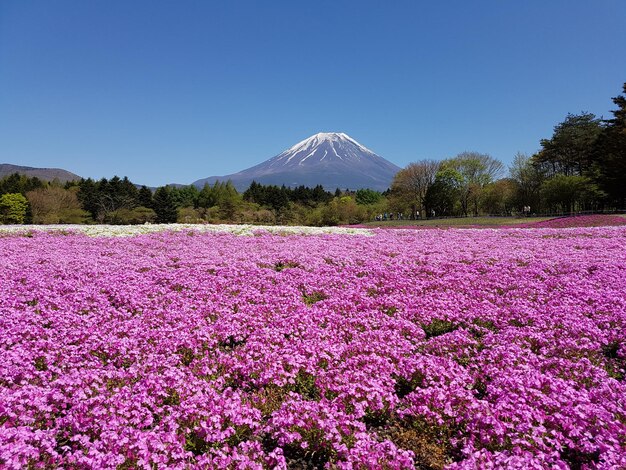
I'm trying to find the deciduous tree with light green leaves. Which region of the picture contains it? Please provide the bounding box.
[443,152,504,216]
[509,152,544,212]
[354,188,383,205]
[540,174,604,214]
[0,193,29,224]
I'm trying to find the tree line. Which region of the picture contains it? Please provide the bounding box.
[1,82,624,225]
[390,82,626,217]
[0,170,394,226]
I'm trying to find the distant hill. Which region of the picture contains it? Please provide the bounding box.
[193,132,401,192]
[0,164,81,182]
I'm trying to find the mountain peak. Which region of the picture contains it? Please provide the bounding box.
[193,132,401,191]
[278,132,373,163]
[299,131,363,144]
[311,132,349,141]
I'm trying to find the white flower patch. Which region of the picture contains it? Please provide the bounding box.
[0,223,373,237]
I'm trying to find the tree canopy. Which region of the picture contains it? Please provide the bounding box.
[594,83,626,207]
[0,193,29,224]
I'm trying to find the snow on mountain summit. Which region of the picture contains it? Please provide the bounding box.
[193,132,401,191]
[271,132,378,167]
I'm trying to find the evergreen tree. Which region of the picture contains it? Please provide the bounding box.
[0,173,24,194]
[594,82,626,207]
[312,185,332,204]
[533,113,603,178]
[169,185,199,208]
[120,176,139,207]
[153,186,178,223]
[243,181,262,204]
[138,185,153,208]
[0,173,45,196]
[197,183,217,208]
[77,178,99,219]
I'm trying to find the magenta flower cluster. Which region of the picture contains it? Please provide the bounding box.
[517,214,626,229]
[1,227,625,468]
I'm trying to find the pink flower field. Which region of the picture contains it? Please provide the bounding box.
[1,227,625,469]
[517,215,626,229]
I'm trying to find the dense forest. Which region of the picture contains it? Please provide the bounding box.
[1,82,624,226]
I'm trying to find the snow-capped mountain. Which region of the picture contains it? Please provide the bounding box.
[193,132,401,191]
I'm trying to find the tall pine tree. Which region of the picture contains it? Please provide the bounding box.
[594,82,626,208]
[153,186,178,223]
[137,186,153,208]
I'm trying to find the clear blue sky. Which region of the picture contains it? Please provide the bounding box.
[1,1,625,186]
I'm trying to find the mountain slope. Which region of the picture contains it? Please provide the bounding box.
[193,133,400,191]
[0,164,81,182]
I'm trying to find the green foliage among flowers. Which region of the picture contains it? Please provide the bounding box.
[0,193,29,224]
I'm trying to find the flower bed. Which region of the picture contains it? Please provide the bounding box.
[1,227,625,468]
[0,223,371,238]
[517,214,626,229]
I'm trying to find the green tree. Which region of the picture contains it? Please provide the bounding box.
[594,82,626,207]
[242,181,262,205]
[77,177,140,222]
[119,176,139,206]
[137,185,153,208]
[509,153,544,212]
[103,176,139,216]
[533,112,603,178]
[27,186,90,224]
[540,174,603,213]
[311,185,333,204]
[0,193,29,224]
[424,167,463,216]
[110,207,157,224]
[0,173,25,194]
[390,160,441,217]
[480,179,517,215]
[309,196,366,226]
[197,183,217,209]
[445,152,504,216]
[77,178,99,218]
[355,188,383,205]
[243,182,287,212]
[170,185,199,208]
[0,173,46,197]
[152,186,178,223]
